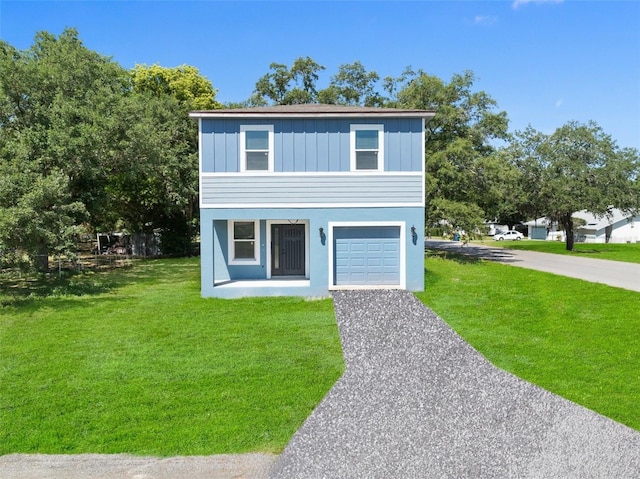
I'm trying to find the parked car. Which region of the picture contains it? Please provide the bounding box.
[493,230,524,241]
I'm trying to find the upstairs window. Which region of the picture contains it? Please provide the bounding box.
[228,220,260,265]
[351,124,384,171]
[240,125,274,172]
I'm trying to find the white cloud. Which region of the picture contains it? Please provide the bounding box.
[555,98,564,108]
[474,15,498,26]
[513,0,564,9]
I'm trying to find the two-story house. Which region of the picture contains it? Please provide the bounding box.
[189,105,434,298]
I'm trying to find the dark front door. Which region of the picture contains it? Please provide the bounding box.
[271,224,305,276]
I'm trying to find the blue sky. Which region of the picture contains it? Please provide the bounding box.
[1,0,639,149]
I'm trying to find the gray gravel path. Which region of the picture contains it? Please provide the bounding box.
[269,290,640,478]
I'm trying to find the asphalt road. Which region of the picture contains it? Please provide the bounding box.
[424,239,640,292]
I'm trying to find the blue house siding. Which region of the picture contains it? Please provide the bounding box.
[200,173,424,207]
[199,118,424,173]
[200,206,424,298]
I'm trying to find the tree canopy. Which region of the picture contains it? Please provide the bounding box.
[131,64,221,110]
[507,121,640,250]
[249,56,326,105]
[0,29,128,268]
[0,29,221,269]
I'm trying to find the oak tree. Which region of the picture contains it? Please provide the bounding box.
[508,121,640,250]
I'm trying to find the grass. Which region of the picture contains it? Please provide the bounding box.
[0,258,344,456]
[417,250,640,431]
[2,253,638,456]
[480,239,640,264]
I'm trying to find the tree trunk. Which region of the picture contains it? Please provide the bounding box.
[561,213,574,251]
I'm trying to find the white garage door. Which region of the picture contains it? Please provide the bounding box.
[334,226,401,286]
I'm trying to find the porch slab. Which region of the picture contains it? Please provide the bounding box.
[210,279,316,299]
[214,279,310,288]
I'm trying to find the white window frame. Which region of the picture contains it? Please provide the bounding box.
[228,220,261,265]
[239,125,274,172]
[350,124,384,172]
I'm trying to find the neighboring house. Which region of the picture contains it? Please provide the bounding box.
[189,104,434,298]
[525,209,640,243]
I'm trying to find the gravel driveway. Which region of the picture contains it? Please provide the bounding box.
[269,290,640,478]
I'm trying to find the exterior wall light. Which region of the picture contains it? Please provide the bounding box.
[411,225,418,244]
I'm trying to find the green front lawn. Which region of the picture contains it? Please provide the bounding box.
[0,258,344,456]
[485,239,640,264]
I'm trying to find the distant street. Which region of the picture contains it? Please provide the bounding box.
[424,240,640,293]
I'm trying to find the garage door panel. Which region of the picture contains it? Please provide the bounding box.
[366,257,382,267]
[335,243,349,252]
[383,242,399,252]
[350,243,366,252]
[334,226,401,286]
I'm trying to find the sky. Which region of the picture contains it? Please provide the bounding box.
[1,0,639,149]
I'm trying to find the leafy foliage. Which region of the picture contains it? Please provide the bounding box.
[131,64,221,110]
[389,69,513,235]
[317,61,384,107]
[3,34,637,271]
[0,30,220,268]
[249,57,326,105]
[508,121,640,250]
[0,29,128,268]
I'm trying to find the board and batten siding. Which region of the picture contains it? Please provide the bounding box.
[200,173,424,208]
[200,118,424,173]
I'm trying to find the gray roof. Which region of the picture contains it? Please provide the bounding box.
[189,104,434,119]
[524,208,639,229]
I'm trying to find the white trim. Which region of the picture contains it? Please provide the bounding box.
[191,111,434,119]
[198,118,204,210]
[421,118,426,207]
[228,220,261,265]
[350,124,384,172]
[327,221,406,290]
[200,171,422,178]
[203,202,424,209]
[239,125,274,173]
[265,220,310,280]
